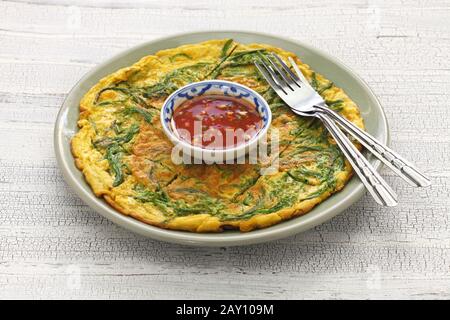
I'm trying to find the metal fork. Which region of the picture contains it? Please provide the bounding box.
[258,54,430,187]
[284,55,430,188]
[255,54,400,206]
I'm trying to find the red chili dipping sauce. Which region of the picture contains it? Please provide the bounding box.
[172,95,263,149]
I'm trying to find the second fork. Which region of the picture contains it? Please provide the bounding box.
[255,55,399,206]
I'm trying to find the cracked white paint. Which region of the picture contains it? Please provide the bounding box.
[0,0,449,299]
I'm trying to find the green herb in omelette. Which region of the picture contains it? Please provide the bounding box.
[221,39,234,58]
[105,144,125,187]
[169,53,192,62]
[122,106,153,123]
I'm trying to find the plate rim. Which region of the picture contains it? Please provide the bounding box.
[54,30,389,247]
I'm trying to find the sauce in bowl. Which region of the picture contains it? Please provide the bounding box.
[172,95,263,149]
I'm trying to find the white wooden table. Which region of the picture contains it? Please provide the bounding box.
[1,0,449,300]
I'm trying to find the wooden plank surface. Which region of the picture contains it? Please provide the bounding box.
[0,0,449,299]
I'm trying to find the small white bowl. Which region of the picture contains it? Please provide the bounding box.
[160,80,272,163]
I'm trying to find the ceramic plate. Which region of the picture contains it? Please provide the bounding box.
[54,31,388,246]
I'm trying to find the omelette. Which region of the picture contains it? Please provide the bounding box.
[71,39,364,232]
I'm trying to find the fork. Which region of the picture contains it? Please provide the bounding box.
[255,54,404,206]
[284,55,430,188]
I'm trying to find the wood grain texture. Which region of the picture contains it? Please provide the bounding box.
[0,0,449,299]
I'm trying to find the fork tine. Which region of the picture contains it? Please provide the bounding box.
[265,55,296,90]
[287,56,310,85]
[260,59,292,94]
[271,54,303,88]
[267,54,300,89]
[255,60,288,96]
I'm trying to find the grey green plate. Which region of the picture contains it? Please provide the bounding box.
[54,31,389,246]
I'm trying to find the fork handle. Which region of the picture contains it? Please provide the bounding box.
[315,105,431,187]
[314,112,398,206]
